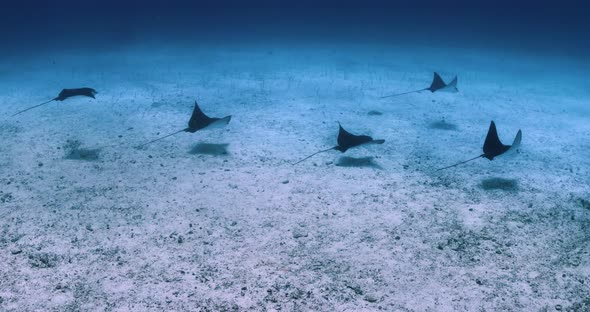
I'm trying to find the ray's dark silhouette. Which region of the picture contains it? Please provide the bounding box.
[292,123,385,165]
[436,120,521,171]
[381,72,458,99]
[12,88,97,116]
[136,101,231,148]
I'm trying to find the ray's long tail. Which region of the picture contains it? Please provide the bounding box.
[135,129,187,149]
[291,147,336,165]
[11,98,56,116]
[435,154,484,171]
[380,88,427,99]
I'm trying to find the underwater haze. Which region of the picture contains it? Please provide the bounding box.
[1,1,589,311]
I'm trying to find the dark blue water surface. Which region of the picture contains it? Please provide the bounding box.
[1,1,588,57]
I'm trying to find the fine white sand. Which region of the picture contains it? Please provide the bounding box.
[1,42,589,311]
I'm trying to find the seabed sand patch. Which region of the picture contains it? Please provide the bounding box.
[0,44,588,311]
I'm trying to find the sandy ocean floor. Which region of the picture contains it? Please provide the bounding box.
[0,43,589,311]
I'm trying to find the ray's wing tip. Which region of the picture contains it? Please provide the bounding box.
[217,115,232,125]
[512,129,523,146]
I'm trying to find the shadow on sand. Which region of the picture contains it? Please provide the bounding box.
[428,119,458,131]
[189,143,229,156]
[335,156,383,169]
[575,197,590,210]
[479,177,519,192]
[64,140,100,161]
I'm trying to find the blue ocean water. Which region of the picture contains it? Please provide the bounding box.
[1,1,589,311]
[1,1,589,56]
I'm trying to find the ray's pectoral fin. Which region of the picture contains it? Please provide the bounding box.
[510,130,522,150]
[428,72,447,92]
[205,115,232,129]
[443,76,459,92]
[483,121,510,160]
[337,123,385,151]
[503,129,522,156]
[187,101,231,132]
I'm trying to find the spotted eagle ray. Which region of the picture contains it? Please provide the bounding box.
[136,100,231,148]
[12,88,97,116]
[381,72,458,99]
[436,120,521,171]
[292,123,385,165]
